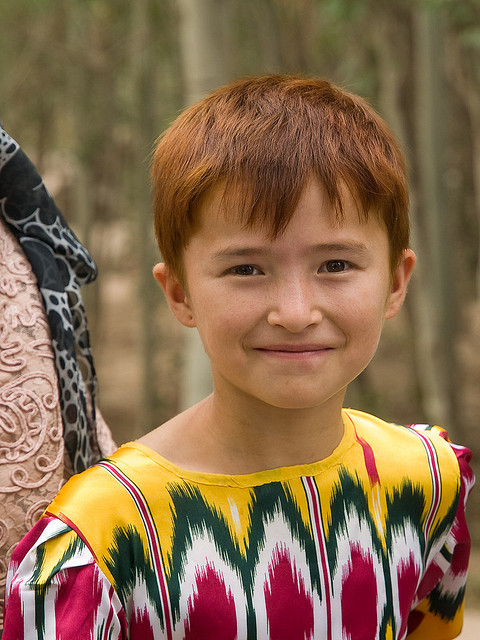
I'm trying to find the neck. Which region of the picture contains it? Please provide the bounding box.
[140,388,347,475]
[204,390,345,472]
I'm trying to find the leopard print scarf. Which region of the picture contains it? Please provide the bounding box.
[0,126,99,473]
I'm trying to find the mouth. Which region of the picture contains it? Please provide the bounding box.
[255,345,333,359]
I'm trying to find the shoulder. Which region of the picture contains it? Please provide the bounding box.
[46,442,172,527]
[345,408,467,458]
[344,409,473,494]
[44,443,179,587]
[343,410,475,559]
[48,442,161,508]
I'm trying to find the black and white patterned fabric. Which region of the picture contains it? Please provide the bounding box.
[0,126,100,473]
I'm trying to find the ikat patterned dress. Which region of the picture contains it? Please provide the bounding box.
[3,410,475,639]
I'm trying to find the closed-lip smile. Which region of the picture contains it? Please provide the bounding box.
[259,344,330,352]
[255,344,333,358]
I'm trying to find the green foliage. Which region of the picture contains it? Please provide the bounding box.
[459,25,480,50]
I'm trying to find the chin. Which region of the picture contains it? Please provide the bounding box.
[256,393,340,412]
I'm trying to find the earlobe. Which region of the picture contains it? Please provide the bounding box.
[385,249,416,320]
[153,263,196,328]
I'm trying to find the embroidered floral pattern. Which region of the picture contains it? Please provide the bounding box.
[0,126,101,474]
[0,218,65,628]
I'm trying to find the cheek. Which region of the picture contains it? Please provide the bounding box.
[339,288,389,340]
[190,296,244,347]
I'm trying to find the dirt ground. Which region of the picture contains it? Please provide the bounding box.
[459,610,480,638]
[461,548,480,638]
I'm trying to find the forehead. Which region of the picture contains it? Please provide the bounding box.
[193,177,384,237]
[188,178,389,256]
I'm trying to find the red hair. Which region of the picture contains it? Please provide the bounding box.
[152,75,409,281]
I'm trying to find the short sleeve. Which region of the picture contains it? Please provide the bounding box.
[3,515,127,640]
[406,432,475,639]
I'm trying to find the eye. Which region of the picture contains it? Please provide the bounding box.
[320,260,351,273]
[229,264,262,276]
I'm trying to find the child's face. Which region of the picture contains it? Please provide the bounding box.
[156,179,415,412]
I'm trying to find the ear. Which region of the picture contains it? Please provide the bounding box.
[153,263,197,328]
[384,249,416,320]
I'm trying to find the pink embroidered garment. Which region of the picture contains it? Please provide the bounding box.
[0,219,116,628]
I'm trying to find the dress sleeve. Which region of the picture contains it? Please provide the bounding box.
[406,434,475,639]
[3,515,127,640]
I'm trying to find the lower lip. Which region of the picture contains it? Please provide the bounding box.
[255,348,332,360]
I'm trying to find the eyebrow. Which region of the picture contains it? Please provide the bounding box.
[210,247,268,260]
[210,241,370,260]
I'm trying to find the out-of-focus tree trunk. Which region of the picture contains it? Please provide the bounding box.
[445,30,480,301]
[178,0,231,105]
[368,2,461,437]
[128,0,164,434]
[368,5,438,429]
[177,0,231,409]
[412,6,459,436]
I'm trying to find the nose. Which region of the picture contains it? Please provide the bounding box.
[267,279,322,332]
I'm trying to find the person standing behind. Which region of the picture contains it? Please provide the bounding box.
[0,126,116,633]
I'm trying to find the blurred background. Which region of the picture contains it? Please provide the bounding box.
[1,0,479,603]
